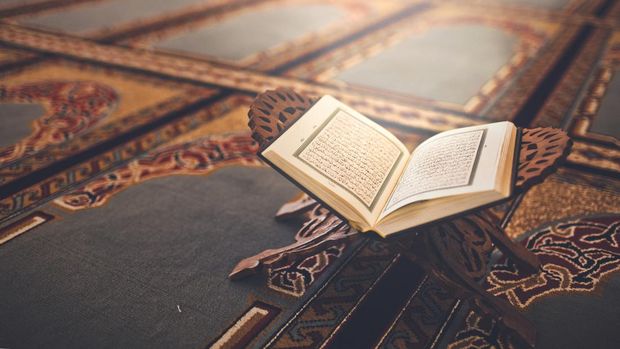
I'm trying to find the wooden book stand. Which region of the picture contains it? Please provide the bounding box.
[232,88,572,347]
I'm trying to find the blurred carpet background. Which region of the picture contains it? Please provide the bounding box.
[0,0,619,348]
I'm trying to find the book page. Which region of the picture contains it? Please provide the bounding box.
[375,122,515,235]
[296,109,404,210]
[382,126,492,217]
[262,95,409,228]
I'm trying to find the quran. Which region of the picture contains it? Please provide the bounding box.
[260,95,518,238]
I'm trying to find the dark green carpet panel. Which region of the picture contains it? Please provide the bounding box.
[0,0,618,348]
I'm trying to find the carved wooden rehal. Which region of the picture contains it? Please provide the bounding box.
[235,88,572,347]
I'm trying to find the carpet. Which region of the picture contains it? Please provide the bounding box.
[0,0,619,348]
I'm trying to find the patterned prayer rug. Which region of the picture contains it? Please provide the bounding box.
[0,0,618,348]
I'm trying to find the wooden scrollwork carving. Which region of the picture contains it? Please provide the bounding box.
[247,88,315,148]
[426,214,496,281]
[229,201,356,280]
[515,127,572,192]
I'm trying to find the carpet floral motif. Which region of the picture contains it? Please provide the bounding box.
[0,80,118,163]
[55,133,261,210]
[267,243,346,297]
[486,214,620,308]
[447,310,514,349]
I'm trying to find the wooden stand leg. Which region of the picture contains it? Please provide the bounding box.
[477,212,541,274]
[428,253,536,347]
[392,235,536,348]
[274,193,317,221]
[230,203,358,279]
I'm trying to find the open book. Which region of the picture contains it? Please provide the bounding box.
[261,96,518,238]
